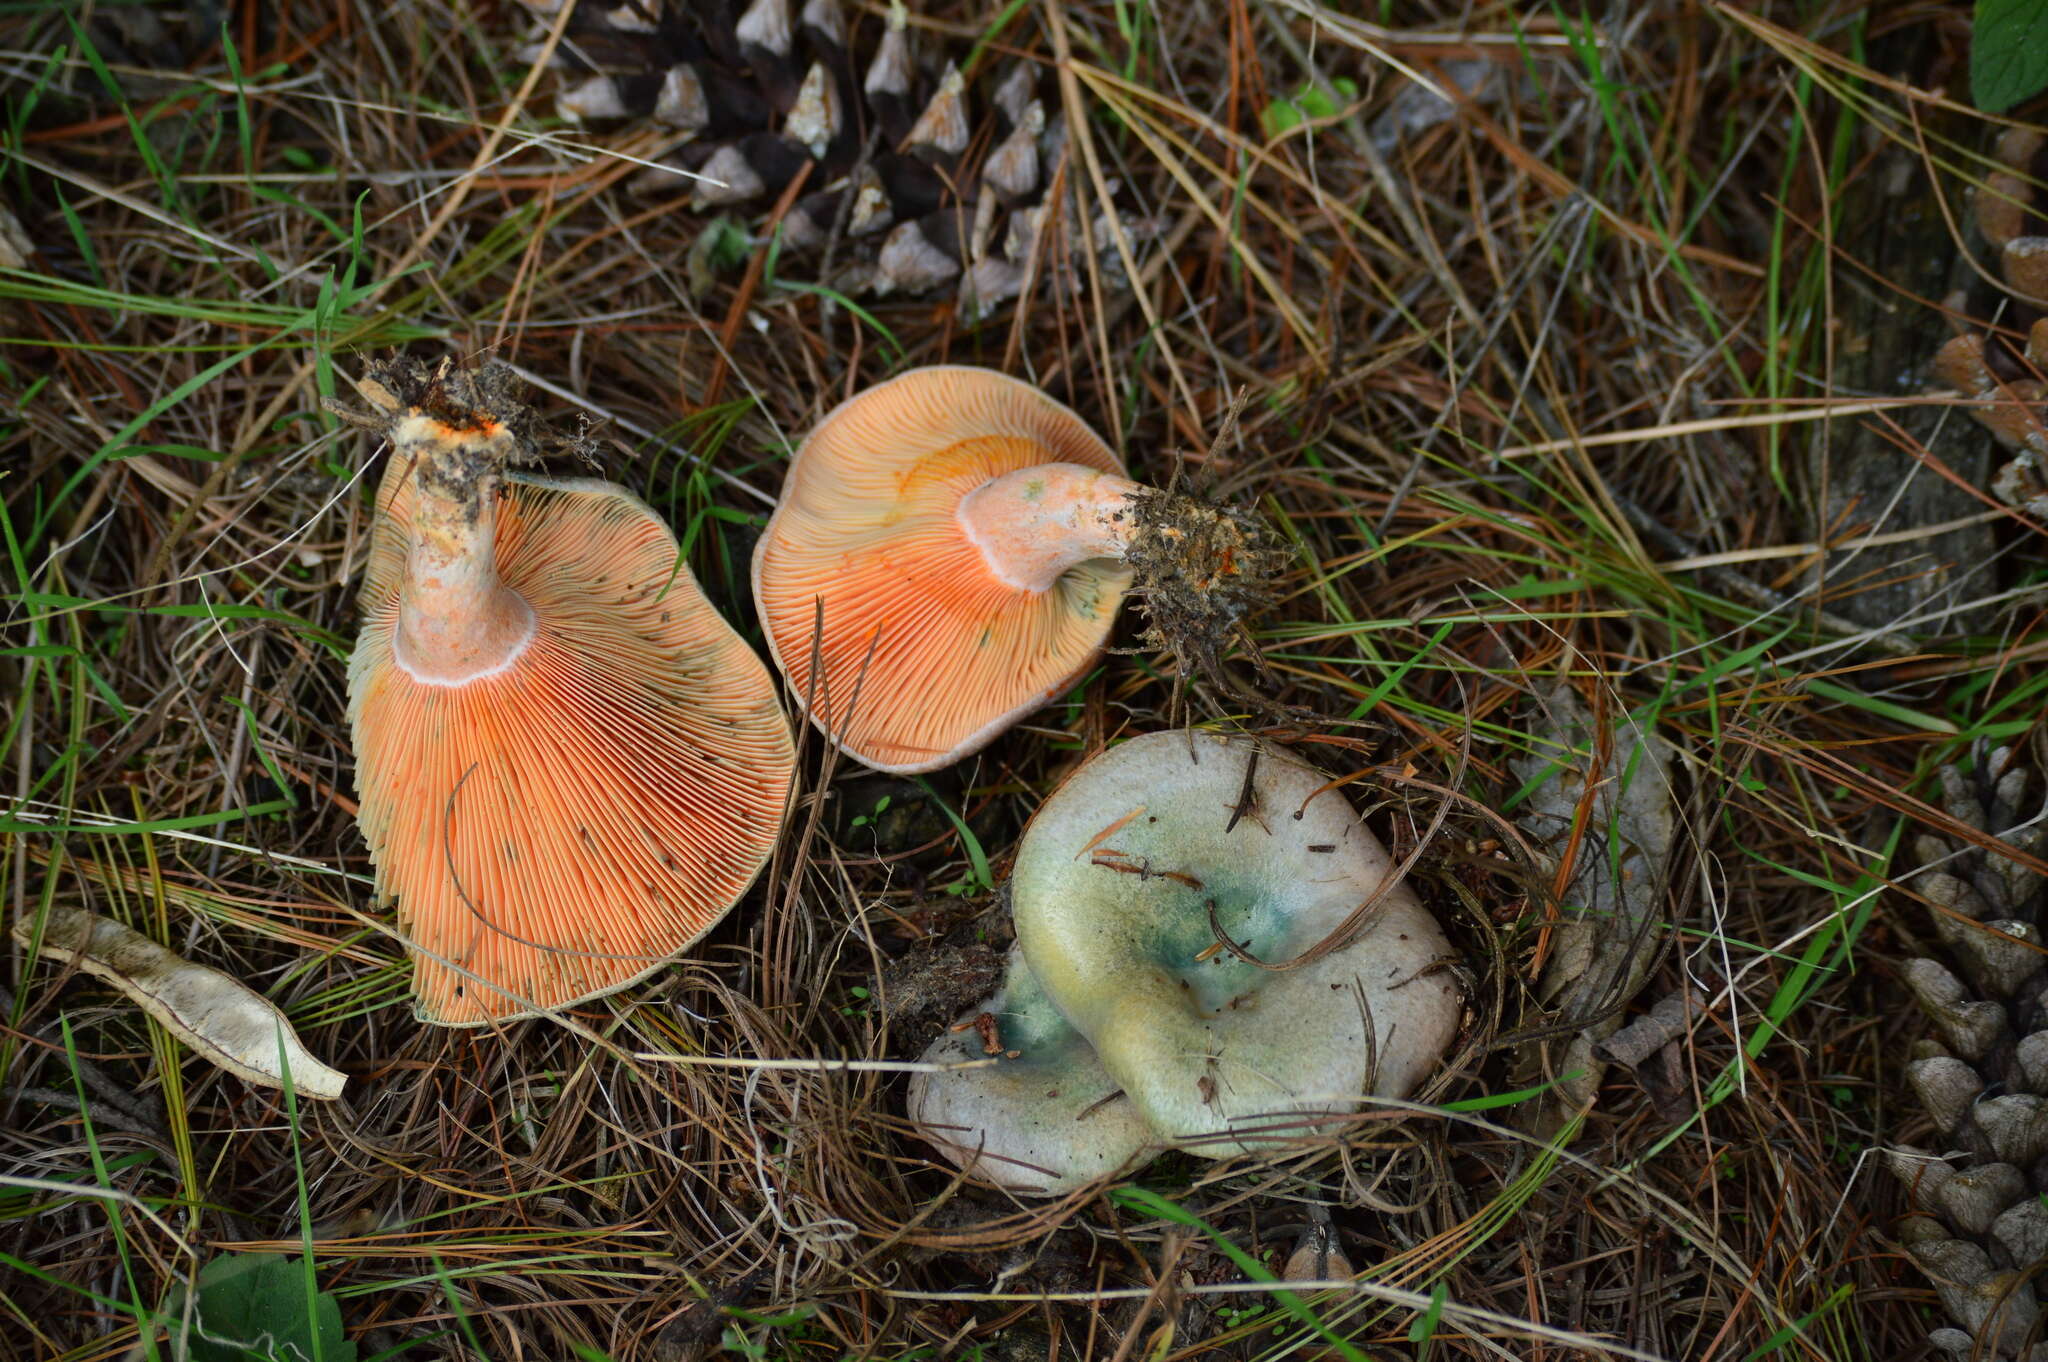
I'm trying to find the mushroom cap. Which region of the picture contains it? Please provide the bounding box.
[1011,730,1462,1152]
[751,366,1130,774]
[350,463,795,1026]
[908,945,1154,1195]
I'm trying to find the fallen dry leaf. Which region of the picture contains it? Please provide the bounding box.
[18,906,346,1101]
[1511,685,1677,1139]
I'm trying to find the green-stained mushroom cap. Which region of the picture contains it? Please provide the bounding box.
[1014,729,1461,1152]
[908,946,1153,1195]
[908,730,1464,1194]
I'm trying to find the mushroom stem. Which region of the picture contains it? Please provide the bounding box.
[956,462,1144,593]
[390,413,537,685]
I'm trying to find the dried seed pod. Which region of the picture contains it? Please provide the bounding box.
[655,65,711,132]
[1950,919,2045,1000]
[513,0,1140,308]
[800,0,845,47]
[992,62,1036,127]
[1906,958,2009,1061]
[736,0,791,60]
[1995,1198,2048,1267]
[905,62,968,161]
[872,216,959,293]
[1934,127,2048,519]
[2007,237,2048,304]
[1907,1237,2040,1352]
[1910,1055,1986,1136]
[1974,1093,2048,1166]
[1279,1222,1353,1287]
[559,73,635,122]
[1891,756,2048,1354]
[2018,1032,2048,1094]
[985,101,1044,203]
[863,2,915,136]
[15,906,346,1100]
[785,61,841,159]
[1889,1147,1957,1204]
[694,143,768,207]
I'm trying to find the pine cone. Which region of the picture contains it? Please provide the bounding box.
[517,0,1154,311]
[1931,127,2048,518]
[1888,747,2048,1357]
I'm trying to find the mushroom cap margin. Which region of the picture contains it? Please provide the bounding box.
[350,464,796,1025]
[908,945,1154,1195]
[751,366,1130,773]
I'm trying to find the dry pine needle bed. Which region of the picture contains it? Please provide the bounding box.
[4,2,2048,1360]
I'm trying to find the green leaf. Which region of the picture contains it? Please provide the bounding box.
[773,280,905,363]
[686,215,754,297]
[1973,0,2048,112]
[1109,1187,1373,1362]
[913,779,992,893]
[1440,1069,1587,1112]
[189,1253,358,1362]
[1260,98,1304,138]
[1407,1282,1447,1348]
[1295,86,1339,120]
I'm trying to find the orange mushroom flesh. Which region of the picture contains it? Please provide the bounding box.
[752,367,1136,773]
[347,359,795,1026]
[753,366,1284,773]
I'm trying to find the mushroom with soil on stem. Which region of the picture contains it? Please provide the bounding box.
[339,357,796,1026]
[751,367,1287,774]
[908,729,1463,1194]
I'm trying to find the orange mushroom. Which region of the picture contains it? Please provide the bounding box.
[752,367,1281,773]
[343,358,795,1026]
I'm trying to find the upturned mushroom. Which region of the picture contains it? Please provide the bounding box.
[909,729,1462,1194]
[752,368,1284,773]
[911,944,1155,1193]
[341,357,795,1026]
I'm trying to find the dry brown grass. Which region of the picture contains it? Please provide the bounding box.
[4,1,2046,1358]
